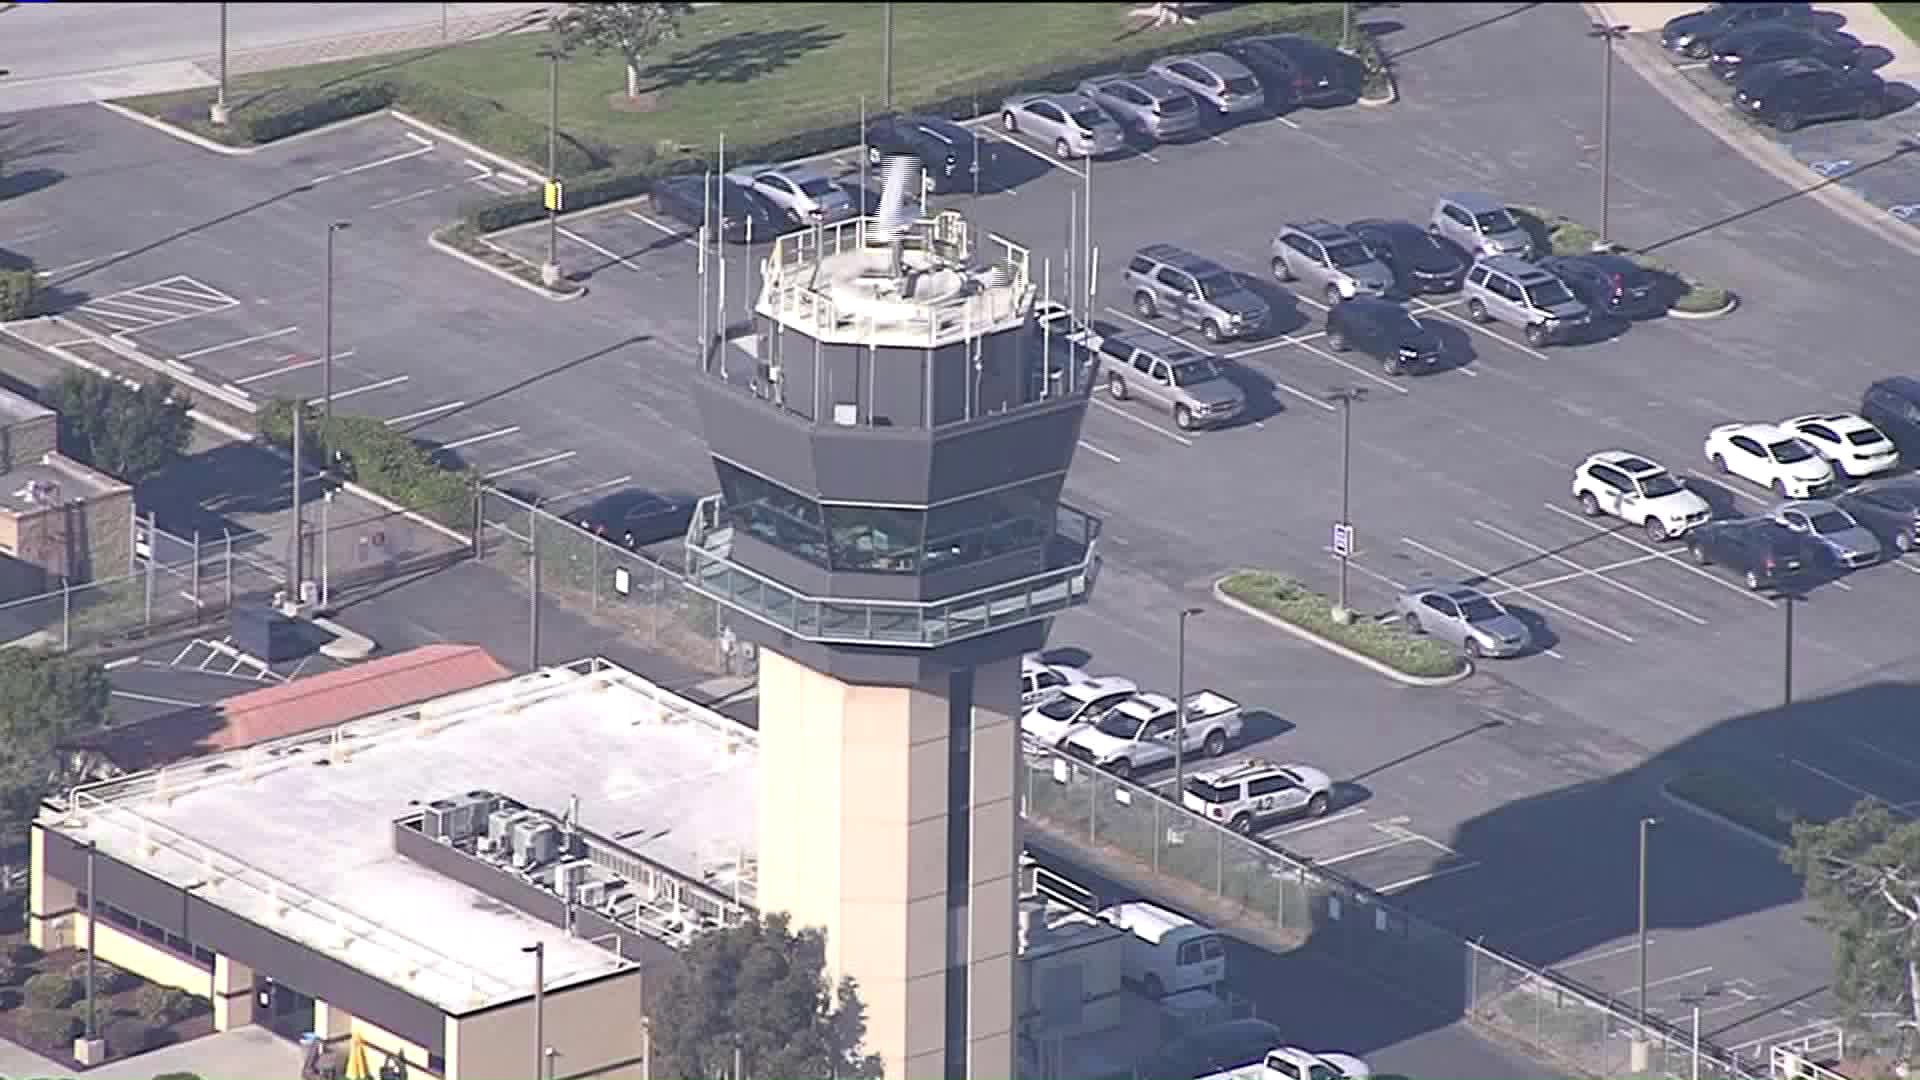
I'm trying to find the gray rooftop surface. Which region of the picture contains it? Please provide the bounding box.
[0,456,127,513]
[0,386,53,426]
[45,659,759,1013]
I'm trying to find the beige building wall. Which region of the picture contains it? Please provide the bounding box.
[71,918,210,997]
[756,650,1021,1080]
[445,970,647,1080]
[212,954,254,1031]
[27,827,74,952]
[0,410,58,472]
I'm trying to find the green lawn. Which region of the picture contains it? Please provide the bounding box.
[125,2,1345,170]
[1879,3,1920,47]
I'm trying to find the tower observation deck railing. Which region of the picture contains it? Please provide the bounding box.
[683,496,1099,647]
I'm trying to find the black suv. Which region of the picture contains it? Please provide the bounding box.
[1863,377,1920,460]
[1221,34,1354,107]
[1348,218,1468,294]
[1537,254,1663,320]
[1325,297,1441,376]
[1733,58,1887,130]
[1687,518,1812,590]
[1662,2,1812,58]
[1709,24,1859,82]
[864,114,982,193]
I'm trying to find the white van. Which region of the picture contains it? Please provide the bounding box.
[1099,900,1227,998]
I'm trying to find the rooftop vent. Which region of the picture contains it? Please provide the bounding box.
[11,479,58,506]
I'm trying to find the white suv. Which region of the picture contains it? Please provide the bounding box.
[1572,451,1712,541]
[1181,759,1333,834]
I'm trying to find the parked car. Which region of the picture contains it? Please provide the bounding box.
[864,113,981,193]
[1710,24,1861,82]
[1348,218,1469,294]
[1462,255,1591,347]
[1862,377,1920,461]
[1263,1048,1375,1080]
[649,174,782,243]
[1000,92,1125,159]
[1183,758,1334,833]
[1271,220,1395,306]
[1076,72,1202,143]
[1148,52,1266,120]
[1781,412,1900,479]
[1662,2,1813,58]
[1687,517,1814,590]
[1020,675,1138,746]
[1770,499,1882,569]
[1429,192,1533,259]
[1571,451,1713,541]
[1704,421,1837,498]
[1394,582,1532,659]
[1733,57,1888,130]
[574,491,695,549]
[1222,34,1355,108]
[1141,1019,1288,1080]
[725,162,855,225]
[1536,254,1664,320]
[1097,328,1245,430]
[1021,654,1091,711]
[1123,244,1270,342]
[1838,484,1920,553]
[1061,690,1243,780]
[1324,296,1442,376]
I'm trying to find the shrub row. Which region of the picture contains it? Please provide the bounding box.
[1666,768,1807,844]
[0,265,39,321]
[259,400,472,529]
[1219,570,1464,679]
[234,81,399,144]
[1511,204,1734,315]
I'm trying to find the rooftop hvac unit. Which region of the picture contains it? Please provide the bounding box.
[444,791,494,843]
[554,858,592,900]
[577,880,608,910]
[513,820,560,869]
[487,808,525,847]
[422,799,459,840]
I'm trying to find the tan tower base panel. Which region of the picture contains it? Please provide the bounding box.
[757,649,1022,1080]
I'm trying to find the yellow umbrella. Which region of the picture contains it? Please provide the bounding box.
[345,1031,372,1080]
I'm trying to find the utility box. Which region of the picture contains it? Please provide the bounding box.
[231,605,305,664]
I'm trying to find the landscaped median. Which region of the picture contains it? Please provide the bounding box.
[258,398,474,531]
[1215,570,1469,683]
[1510,205,1737,317]
[117,3,1394,294]
[1664,766,1814,845]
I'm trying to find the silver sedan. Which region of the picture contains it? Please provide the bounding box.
[1771,499,1883,569]
[1394,582,1532,659]
[1000,92,1125,160]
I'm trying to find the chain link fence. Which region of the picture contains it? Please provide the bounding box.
[1020,743,1763,1080]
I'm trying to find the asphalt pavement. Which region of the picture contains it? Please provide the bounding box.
[9,0,1920,1071]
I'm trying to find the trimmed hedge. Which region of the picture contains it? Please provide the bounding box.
[259,400,472,529]
[0,266,39,321]
[67,959,135,994]
[464,159,679,233]
[1511,204,1734,315]
[103,1015,157,1056]
[14,1006,80,1047]
[236,81,398,144]
[131,984,193,1025]
[1220,570,1464,678]
[22,972,76,1011]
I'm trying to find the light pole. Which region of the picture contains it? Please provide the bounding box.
[1782,591,1797,707]
[1637,815,1659,1026]
[539,46,565,288]
[1589,22,1629,251]
[83,840,97,1042]
[883,3,895,112]
[522,943,546,1080]
[211,3,230,126]
[1342,1,1353,50]
[1326,387,1365,623]
[1173,606,1203,800]
[324,221,349,432]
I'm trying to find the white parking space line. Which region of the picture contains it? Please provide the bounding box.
[485,450,578,480]
[310,142,435,186]
[558,225,650,273]
[546,474,636,505]
[1554,938,1655,970]
[1482,552,1666,595]
[1541,503,1779,608]
[1206,132,1232,146]
[1473,519,1710,625]
[1224,329,1328,359]
[35,250,133,278]
[1077,440,1121,463]
[141,281,236,306]
[1090,399,1195,446]
[1379,860,1481,894]
[1275,115,1303,131]
[1785,755,1911,814]
[1849,736,1920,776]
[627,210,697,246]
[177,326,299,359]
[310,374,408,403]
[1292,338,1409,395]
[1409,299,1551,362]
[385,400,467,426]
[975,127,1085,178]
[86,297,194,320]
[1342,557,1409,594]
[368,187,447,211]
[1401,536,1637,644]
[1643,966,1716,991]
[1317,835,1420,866]
[1267,806,1367,836]
[233,351,349,385]
[439,426,520,451]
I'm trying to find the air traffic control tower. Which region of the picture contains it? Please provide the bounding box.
[685,157,1100,1080]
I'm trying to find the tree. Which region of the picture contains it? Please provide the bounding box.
[1786,800,1920,1060]
[652,913,882,1080]
[0,650,110,826]
[551,2,693,99]
[47,372,193,483]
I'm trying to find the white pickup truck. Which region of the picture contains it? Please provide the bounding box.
[1061,689,1242,780]
[1199,1047,1373,1080]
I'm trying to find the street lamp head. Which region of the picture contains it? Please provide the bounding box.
[1589,22,1629,39]
[1641,816,1660,828]
[1181,606,1203,618]
[1325,386,1367,405]
[522,942,543,955]
[330,221,352,232]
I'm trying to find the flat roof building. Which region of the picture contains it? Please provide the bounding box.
[31,658,758,1080]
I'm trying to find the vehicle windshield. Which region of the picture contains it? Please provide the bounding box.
[1071,106,1109,130]
[1848,428,1889,446]
[1185,778,1238,804]
[797,176,837,197]
[1307,1065,1348,1080]
[1035,696,1087,721]
[1388,311,1424,336]
[1458,597,1504,623]
[1169,359,1224,387]
[1327,242,1374,268]
[1094,711,1145,738]
[1193,272,1237,300]
[1640,473,1684,498]
[1810,511,1855,534]
[1475,209,1518,232]
[1770,439,1817,464]
[1525,280,1575,307]
[1224,75,1261,95]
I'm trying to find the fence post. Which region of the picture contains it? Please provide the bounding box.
[1275,870,1284,930]
[1216,828,1224,896]
[1151,797,1161,874]
[60,576,70,653]
[127,511,136,576]
[648,563,659,643]
[190,530,201,609]
[223,529,233,610]
[472,478,485,561]
[1088,770,1097,843]
[1467,938,1478,1016]
[591,539,600,613]
[143,513,155,629]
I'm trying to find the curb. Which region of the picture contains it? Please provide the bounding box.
[96,99,387,157]
[427,233,586,302]
[389,109,546,184]
[1211,578,1473,688]
[1664,292,1740,320]
[1659,782,1786,851]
